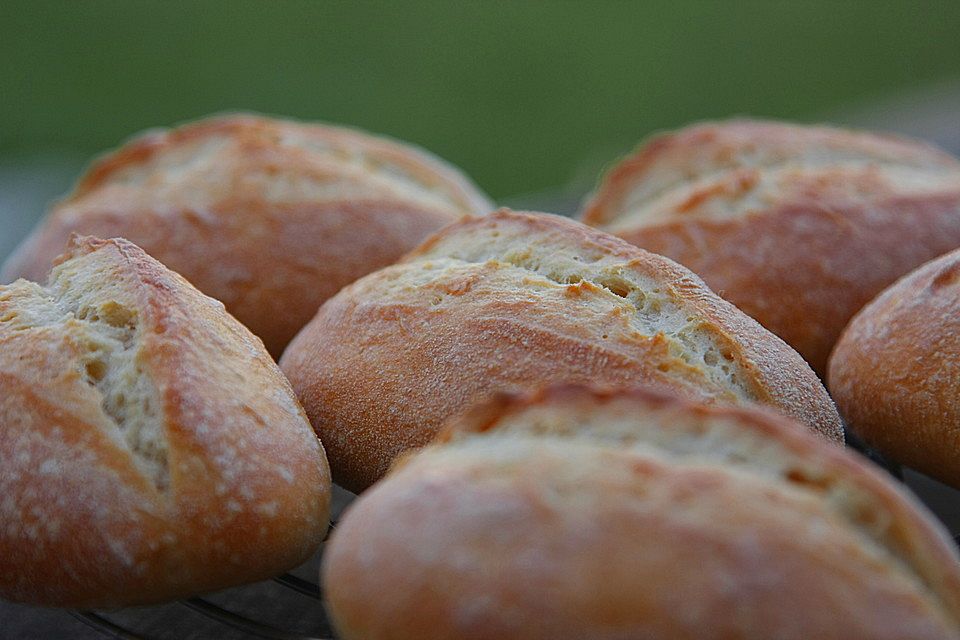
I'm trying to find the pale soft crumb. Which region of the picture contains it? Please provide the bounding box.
[409,219,756,402]
[0,251,168,492]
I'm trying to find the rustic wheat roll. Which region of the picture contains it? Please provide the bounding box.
[0,236,331,608]
[829,247,960,489]
[581,119,960,374]
[323,385,960,640]
[281,209,841,492]
[0,114,492,356]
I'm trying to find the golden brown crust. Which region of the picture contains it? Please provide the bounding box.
[281,209,841,492]
[828,247,960,489]
[580,119,960,374]
[0,236,331,608]
[324,385,960,640]
[0,114,493,356]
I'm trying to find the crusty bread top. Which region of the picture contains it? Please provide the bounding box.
[430,385,960,630]
[1,234,326,499]
[391,209,842,440]
[582,119,960,229]
[57,113,492,223]
[827,247,960,488]
[328,385,960,638]
[0,236,329,606]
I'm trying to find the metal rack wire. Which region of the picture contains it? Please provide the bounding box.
[68,523,340,640]
[69,577,332,640]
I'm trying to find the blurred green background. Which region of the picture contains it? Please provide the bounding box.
[1,0,960,240]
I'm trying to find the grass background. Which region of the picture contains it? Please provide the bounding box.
[2,1,960,201]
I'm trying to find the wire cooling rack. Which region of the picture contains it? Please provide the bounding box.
[58,487,357,640]
[69,575,332,640]
[43,439,960,639]
[68,523,339,640]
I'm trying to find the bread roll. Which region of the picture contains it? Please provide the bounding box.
[323,385,960,640]
[829,247,960,489]
[0,114,492,356]
[580,119,960,374]
[0,236,331,608]
[281,209,841,492]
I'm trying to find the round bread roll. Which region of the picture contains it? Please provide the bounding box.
[0,236,331,608]
[281,209,842,492]
[0,114,493,356]
[580,119,960,375]
[829,247,960,489]
[323,385,960,640]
